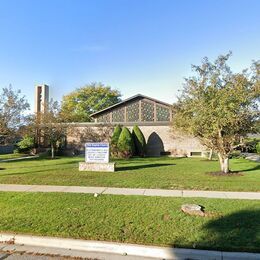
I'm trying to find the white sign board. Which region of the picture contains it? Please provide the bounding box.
[85,143,109,164]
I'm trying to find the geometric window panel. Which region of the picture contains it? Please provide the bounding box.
[126,101,139,122]
[141,100,154,121]
[156,104,170,121]
[97,113,110,123]
[112,107,125,122]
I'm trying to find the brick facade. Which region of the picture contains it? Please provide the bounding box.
[66,123,206,157]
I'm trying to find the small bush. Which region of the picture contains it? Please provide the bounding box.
[230,150,243,159]
[132,125,146,157]
[13,149,20,154]
[256,142,260,154]
[110,125,122,157]
[16,136,35,153]
[235,138,260,153]
[117,127,135,158]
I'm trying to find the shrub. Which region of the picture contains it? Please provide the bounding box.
[235,138,260,153]
[256,142,260,154]
[16,136,35,153]
[230,150,243,159]
[117,127,135,158]
[111,125,122,145]
[110,125,122,157]
[132,125,146,157]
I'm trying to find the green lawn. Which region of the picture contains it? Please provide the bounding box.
[0,192,259,252]
[0,156,259,191]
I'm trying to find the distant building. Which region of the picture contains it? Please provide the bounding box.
[34,84,49,114]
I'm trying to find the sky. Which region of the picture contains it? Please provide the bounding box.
[0,0,259,111]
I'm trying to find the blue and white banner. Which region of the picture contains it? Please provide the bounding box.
[85,143,109,163]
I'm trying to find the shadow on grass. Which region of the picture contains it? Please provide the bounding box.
[241,164,260,173]
[117,163,174,171]
[0,165,77,177]
[172,209,260,253]
[1,159,80,169]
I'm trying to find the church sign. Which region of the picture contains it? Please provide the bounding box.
[79,142,115,172]
[85,143,109,164]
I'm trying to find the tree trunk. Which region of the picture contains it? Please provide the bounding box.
[218,153,230,174]
[51,143,55,159]
[208,149,213,160]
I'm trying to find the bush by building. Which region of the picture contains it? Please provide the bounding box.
[110,125,122,157]
[132,125,146,157]
[117,127,135,158]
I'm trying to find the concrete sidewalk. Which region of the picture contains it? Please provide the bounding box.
[0,184,259,200]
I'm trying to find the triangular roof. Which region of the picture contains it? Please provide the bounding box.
[90,94,172,117]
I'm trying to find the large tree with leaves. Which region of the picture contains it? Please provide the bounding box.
[173,53,259,174]
[61,82,121,122]
[28,100,69,159]
[0,85,30,144]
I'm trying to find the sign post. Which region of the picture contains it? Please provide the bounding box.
[79,142,115,172]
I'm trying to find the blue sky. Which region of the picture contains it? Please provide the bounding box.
[0,0,259,110]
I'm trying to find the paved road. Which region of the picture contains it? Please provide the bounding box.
[0,252,79,260]
[0,247,161,260]
[0,183,259,200]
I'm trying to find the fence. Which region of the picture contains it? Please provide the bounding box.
[0,145,14,154]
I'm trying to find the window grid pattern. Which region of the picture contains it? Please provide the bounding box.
[126,101,139,122]
[141,101,154,121]
[156,105,170,121]
[97,113,110,123]
[112,107,125,122]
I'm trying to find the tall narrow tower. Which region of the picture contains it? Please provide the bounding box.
[34,84,49,114]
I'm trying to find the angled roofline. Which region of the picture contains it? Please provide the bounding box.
[90,94,172,117]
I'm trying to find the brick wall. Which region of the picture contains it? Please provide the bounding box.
[66,123,206,157]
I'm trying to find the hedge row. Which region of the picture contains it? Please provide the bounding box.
[110,125,146,158]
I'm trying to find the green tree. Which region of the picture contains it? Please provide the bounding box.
[132,125,146,157]
[28,100,69,159]
[110,125,122,157]
[0,85,30,144]
[61,82,121,122]
[117,127,135,158]
[173,53,260,174]
[16,135,35,153]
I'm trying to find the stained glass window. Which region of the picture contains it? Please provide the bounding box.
[112,107,125,122]
[156,105,170,121]
[126,101,139,122]
[95,98,171,123]
[141,100,154,121]
[97,113,110,123]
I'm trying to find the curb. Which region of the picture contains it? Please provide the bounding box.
[0,233,260,260]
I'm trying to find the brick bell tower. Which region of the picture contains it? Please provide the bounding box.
[34,84,49,114]
[34,84,49,147]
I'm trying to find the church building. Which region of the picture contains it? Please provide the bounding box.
[34,85,206,157]
[67,93,206,157]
